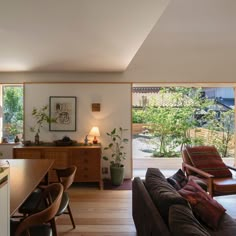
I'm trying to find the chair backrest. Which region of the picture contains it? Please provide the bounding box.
[182,145,232,178]
[181,148,194,175]
[15,183,63,236]
[55,165,77,191]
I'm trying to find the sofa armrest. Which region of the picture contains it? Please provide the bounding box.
[132,177,171,236]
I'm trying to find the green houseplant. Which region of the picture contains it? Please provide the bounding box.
[103,127,129,186]
[30,105,56,144]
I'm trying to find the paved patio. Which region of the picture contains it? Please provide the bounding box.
[132,137,235,178]
[133,156,235,178]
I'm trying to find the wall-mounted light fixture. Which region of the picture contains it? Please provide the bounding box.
[89,126,100,144]
[91,103,101,112]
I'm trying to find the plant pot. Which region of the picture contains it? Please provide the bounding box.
[110,165,125,186]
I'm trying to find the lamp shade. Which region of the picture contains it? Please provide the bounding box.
[89,126,100,144]
[89,127,100,137]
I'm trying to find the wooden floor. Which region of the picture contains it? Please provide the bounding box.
[56,184,236,236]
[56,185,136,236]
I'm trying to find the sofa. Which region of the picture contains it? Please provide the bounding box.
[132,168,236,236]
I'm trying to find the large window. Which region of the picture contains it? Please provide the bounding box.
[132,86,235,158]
[1,84,23,143]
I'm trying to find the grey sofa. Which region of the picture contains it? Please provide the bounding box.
[132,168,236,236]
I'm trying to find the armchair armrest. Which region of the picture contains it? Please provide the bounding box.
[182,162,214,178]
[226,165,236,172]
[182,162,215,196]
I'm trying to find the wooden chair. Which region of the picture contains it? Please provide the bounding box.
[182,145,236,197]
[54,165,77,229]
[18,166,77,234]
[11,183,63,236]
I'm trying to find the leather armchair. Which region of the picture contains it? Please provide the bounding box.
[182,145,236,197]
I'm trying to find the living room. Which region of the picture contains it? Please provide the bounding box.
[0,1,236,235]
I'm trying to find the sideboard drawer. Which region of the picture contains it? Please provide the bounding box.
[13,146,102,189]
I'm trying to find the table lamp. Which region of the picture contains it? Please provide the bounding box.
[89,126,100,144]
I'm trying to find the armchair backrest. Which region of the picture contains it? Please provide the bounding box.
[182,145,232,178]
[182,148,194,175]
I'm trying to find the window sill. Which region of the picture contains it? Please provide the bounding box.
[0,143,21,145]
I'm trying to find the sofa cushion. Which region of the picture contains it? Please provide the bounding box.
[169,204,210,236]
[145,168,188,225]
[185,145,232,177]
[178,179,226,230]
[167,169,188,190]
[206,213,236,235]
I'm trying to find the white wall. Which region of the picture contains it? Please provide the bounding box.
[0,145,14,159]
[24,83,132,178]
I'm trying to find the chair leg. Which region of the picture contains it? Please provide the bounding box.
[50,217,58,236]
[67,203,76,228]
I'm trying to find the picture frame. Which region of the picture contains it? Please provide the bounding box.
[49,96,77,131]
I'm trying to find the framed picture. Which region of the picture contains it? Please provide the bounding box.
[49,96,77,131]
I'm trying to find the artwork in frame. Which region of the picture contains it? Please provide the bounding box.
[49,96,77,131]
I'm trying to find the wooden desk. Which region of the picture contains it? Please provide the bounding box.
[6,159,54,216]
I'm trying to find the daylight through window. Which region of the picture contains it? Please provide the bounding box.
[1,84,23,143]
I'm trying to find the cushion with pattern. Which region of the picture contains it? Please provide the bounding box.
[185,145,232,178]
[167,169,188,190]
[178,179,226,230]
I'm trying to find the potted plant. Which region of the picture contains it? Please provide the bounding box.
[103,127,129,186]
[30,105,56,144]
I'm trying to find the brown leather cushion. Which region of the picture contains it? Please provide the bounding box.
[213,177,236,194]
[178,179,226,230]
[185,146,232,178]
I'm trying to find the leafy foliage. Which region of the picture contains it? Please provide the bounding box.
[103,127,129,167]
[3,86,23,140]
[30,105,56,134]
[204,109,234,157]
[133,87,234,157]
[132,109,147,123]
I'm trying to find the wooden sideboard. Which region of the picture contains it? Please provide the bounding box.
[13,145,102,189]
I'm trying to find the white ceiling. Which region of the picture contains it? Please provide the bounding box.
[0,0,236,73]
[0,0,168,72]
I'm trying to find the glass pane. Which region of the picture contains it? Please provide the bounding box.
[2,85,23,143]
[132,86,235,159]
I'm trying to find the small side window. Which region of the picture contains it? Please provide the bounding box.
[1,85,23,143]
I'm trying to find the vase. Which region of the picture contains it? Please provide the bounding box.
[35,133,40,145]
[14,135,20,143]
[110,165,125,186]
